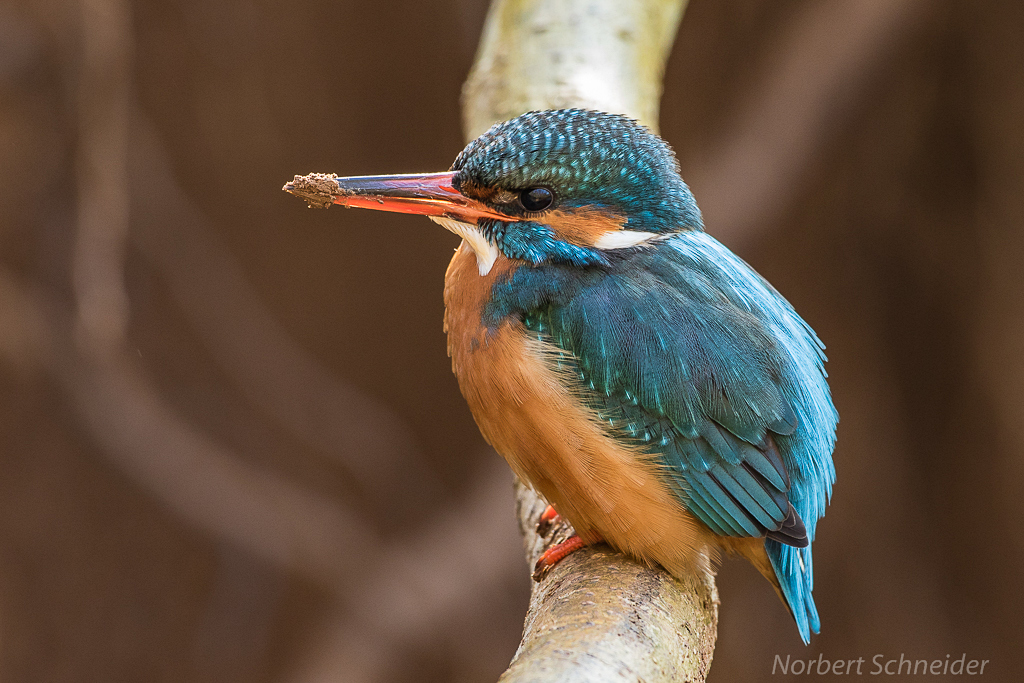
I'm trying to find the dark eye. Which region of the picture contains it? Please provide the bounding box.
[519,187,554,212]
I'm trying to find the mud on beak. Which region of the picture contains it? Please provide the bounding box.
[283,171,509,224]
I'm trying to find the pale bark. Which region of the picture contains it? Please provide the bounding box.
[463,0,686,137]
[461,2,720,681]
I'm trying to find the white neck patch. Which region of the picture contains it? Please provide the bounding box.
[593,229,659,249]
[430,216,499,276]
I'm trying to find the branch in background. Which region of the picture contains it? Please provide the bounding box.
[128,120,440,512]
[73,0,131,355]
[461,1,719,681]
[693,0,927,249]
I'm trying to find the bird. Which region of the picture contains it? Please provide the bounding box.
[284,108,837,643]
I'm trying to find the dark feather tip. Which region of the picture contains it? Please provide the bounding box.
[767,503,808,547]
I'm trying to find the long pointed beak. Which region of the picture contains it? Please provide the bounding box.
[283,171,509,223]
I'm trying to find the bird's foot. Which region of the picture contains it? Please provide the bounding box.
[532,534,594,582]
[536,504,561,536]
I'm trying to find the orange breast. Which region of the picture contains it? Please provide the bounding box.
[443,242,714,576]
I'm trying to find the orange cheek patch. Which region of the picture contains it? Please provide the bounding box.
[543,207,628,247]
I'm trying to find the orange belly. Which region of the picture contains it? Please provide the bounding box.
[443,242,716,577]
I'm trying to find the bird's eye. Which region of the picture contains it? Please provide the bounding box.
[519,187,554,212]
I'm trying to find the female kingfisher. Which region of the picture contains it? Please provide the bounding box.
[285,109,837,643]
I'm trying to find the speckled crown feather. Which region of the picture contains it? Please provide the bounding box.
[452,109,703,233]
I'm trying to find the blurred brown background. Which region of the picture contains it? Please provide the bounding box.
[1,0,1022,681]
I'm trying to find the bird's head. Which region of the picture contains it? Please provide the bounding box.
[287,109,702,275]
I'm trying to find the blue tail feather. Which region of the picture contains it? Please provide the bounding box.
[766,539,819,644]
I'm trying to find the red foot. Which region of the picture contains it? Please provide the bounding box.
[533,534,596,582]
[536,504,561,535]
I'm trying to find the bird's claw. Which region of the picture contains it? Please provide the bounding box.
[532,534,587,582]
[535,504,560,536]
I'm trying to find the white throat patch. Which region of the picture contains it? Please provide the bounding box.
[430,216,499,276]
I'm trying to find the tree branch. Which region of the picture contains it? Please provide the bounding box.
[502,482,717,682]
[463,0,687,137]
[461,2,719,681]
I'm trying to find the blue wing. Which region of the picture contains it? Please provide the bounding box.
[487,230,837,642]
[590,395,808,546]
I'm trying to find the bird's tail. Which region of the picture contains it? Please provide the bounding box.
[719,536,821,643]
[765,539,820,644]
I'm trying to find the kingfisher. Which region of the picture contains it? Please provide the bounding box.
[284,109,837,643]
